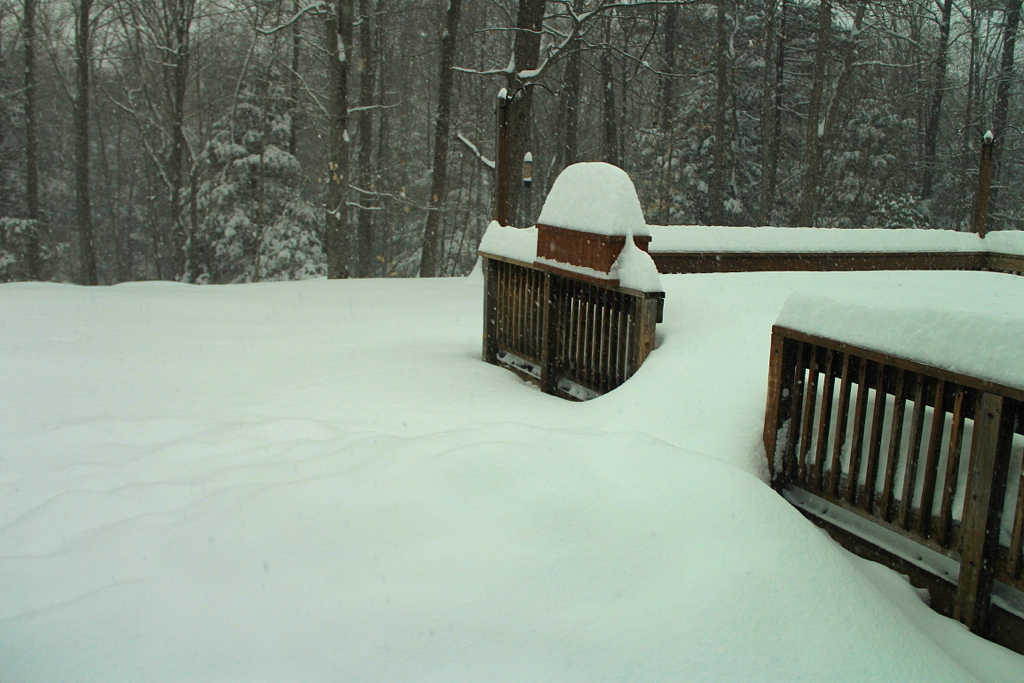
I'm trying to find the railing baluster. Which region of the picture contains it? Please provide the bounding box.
[880,368,907,522]
[860,363,888,514]
[899,375,929,530]
[828,352,853,496]
[813,349,837,490]
[798,346,820,486]
[1008,463,1024,580]
[917,380,947,538]
[598,288,606,389]
[783,342,808,483]
[844,356,870,504]
[936,387,967,547]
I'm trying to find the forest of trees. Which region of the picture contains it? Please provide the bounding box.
[1,0,1023,284]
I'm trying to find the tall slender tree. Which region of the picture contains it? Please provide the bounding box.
[921,0,954,199]
[355,0,377,277]
[420,0,463,278]
[797,0,832,227]
[506,0,545,227]
[325,0,354,278]
[24,0,42,278]
[758,0,786,226]
[709,0,730,224]
[75,0,98,285]
[989,0,1022,225]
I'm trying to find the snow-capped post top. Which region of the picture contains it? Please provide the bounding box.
[531,163,661,292]
[537,162,650,238]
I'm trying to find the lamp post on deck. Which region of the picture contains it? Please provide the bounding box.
[966,125,1021,237]
[972,130,995,238]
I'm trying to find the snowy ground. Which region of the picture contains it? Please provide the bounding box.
[2,270,1024,682]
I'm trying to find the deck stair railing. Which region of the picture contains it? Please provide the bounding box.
[480,254,662,399]
[764,324,1024,645]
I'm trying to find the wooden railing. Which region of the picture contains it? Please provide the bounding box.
[480,254,662,399]
[763,326,1024,647]
[651,250,1024,276]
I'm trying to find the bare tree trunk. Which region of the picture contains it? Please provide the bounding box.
[355,0,377,277]
[75,0,97,285]
[658,3,678,224]
[921,0,954,199]
[600,17,619,166]
[326,0,354,278]
[167,0,195,280]
[24,0,42,278]
[419,0,462,278]
[556,0,584,177]
[709,0,730,224]
[506,0,545,226]
[960,0,980,229]
[758,0,786,226]
[797,0,831,227]
[289,0,300,157]
[988,0,1022,225]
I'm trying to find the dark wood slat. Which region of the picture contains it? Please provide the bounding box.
[828,352,853,496]
[798,347,820,486]
[1008,465,1024,580]
[955,392,1016,633]
[812,350,838,490]
[615,294,628,386]
[783,343,809,483]
[936,388,967,547]
[765,335,799,486]
[880,368,908,522]
[844,357,871,504]
[860,363,888,513]
[917,380,947,538]
[598,289,610,392]
[571,283,581,380]
[899,375,929,530]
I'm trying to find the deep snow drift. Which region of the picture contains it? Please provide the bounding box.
[2,271,1023,682]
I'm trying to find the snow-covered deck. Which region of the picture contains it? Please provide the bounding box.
[2,270,1024,682]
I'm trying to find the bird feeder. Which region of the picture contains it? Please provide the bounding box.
[523,152,534,188]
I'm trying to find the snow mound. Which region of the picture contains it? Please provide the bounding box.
[3,275,1024,682]
[538,163,649,237]
[610,239,662,292]
[777,293,1024,389]
[478,221,537,263]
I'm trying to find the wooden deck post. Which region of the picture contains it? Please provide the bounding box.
[634,297,659,367]
[482,257,499,365]
[954,391,1015,633]
[764,331,797,488]
[539,272,559,394]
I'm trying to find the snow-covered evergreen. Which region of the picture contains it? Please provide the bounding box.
[194,101,325,283]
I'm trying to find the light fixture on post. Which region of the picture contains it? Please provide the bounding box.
[522,152,534,188]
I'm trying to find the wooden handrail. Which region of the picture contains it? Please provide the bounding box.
[652,250,1024,276]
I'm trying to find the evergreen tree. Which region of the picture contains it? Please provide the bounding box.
[194,100,324,283]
